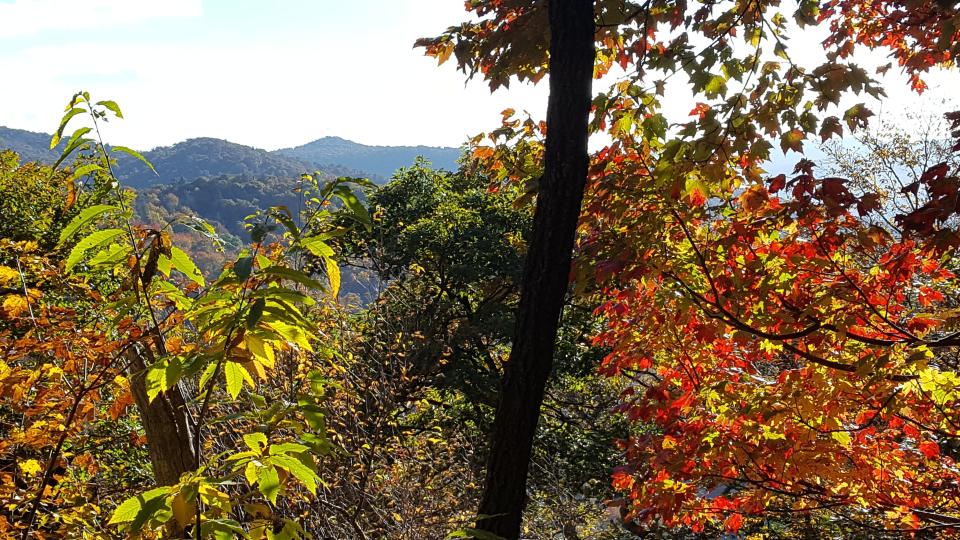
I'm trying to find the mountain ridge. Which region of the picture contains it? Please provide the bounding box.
[276,135,462,178]
[0,126,460,186]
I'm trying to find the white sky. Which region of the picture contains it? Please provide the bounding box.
[0,0,955,152]
[0,0,548,150]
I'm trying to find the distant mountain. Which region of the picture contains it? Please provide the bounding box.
[118,137,318,188]
[0,127,455,185]
[135,172,330,237]
[0,127,318,187]
[0,127,59,163]
[276,136,462,178]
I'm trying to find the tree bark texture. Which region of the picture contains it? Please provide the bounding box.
[476,1,595,538]
[126,346,197,486]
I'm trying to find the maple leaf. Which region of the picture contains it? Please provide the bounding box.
[689,103,711,119]
[918,287,945,307]
[723,513,744,533]
[780,129,805,154]
[918,440,940,459]
[739,184,769,212]
[768,174,786,193]
[819,116,844,142]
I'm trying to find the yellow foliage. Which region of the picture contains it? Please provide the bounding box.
[0,266,18,287]
[2,294,30,318]
[19,458,42,476]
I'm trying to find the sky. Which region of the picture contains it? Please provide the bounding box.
[0,0,549,150]
[0,0,955,152]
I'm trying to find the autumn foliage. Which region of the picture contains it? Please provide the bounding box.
[585,146,960,533]
[2,0,960,538]
[422,0,960,536]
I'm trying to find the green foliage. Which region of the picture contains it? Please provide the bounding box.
[0,94,371,539]
[0,87,634,538]
[343,161,628,537]
[0,151,110,254]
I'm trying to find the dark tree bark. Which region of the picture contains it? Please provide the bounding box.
[476,1,595,538]
[126,346,196,486]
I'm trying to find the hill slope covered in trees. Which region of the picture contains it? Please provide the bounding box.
[276,136,461,177]
[0,126,456,186]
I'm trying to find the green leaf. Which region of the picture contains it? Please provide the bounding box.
[145,357,183,403]
[447,528,507,540]
[58,204,117,247]
[247,298,266,330]
[260,266,326,291]
[250,222,271,244]
[87,242,131,267]
[51,107,86,149]
[96,100,123,118]
[779,129,805,154]
[301,236,334,258]
[268,454,318,494]
[333,185,372,231]
[169,246,205,286]
[66,91,89,109]
[198,361,218,393]
[243,432,268,452]
[224,361,253,399]
[52,127,93,170]
[249,287,315,306]
[641,113,668,141]
[113,145,158,176]
[819,116,844,142]
[704,75,728,98]
[257,465,281,504]
[269,206,300,239]
[298,401,326,431]
[843,102,873,130]
[108,486,170,526]
[269,442,309,455]
[199,519,246,540]
[65,228,126,272]
[67,163,104,184]
[233,256,254,281]
[155,280,194,311]
[265,320,314,352]
[246,334,276,368]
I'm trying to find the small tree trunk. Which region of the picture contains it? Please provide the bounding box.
[476,1,595,538]
[126,346,196,486]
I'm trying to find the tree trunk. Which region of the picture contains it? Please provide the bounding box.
[126,346,197,486]
[476,1,595,538]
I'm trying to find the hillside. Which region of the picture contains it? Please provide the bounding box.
[0,127,447,185]
[135,172,336,237]
[118,137,317,187]
[0,127,60,163]
[276,136,462,177]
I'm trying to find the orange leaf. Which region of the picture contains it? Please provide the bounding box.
[918,440,940,459]
[724,513,744,532]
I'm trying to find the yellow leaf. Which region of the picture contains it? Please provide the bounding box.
[20,459,42,476]
[2,295,30,318]
[0,266,19,287]
[831,431,852,447]
[246,335,275,370]
[761,425,787,440]
[170,492,195,528]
